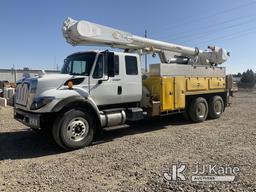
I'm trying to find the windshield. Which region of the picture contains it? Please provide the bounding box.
[61,52,96,75]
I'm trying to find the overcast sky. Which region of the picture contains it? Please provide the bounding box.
[0,0,256,74]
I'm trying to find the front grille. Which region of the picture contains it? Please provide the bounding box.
[16,83,30,106]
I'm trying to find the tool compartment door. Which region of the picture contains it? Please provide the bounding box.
[174,77,186,109]
[186,77,208,91]
[209,77,225,89]
[161,77,174,111]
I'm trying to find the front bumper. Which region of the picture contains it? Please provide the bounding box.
[14,108,41,129]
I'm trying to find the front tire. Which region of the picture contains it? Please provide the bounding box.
[188,97,208,123]
[52,108,95,150]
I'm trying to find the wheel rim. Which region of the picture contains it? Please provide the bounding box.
[66,117,89,142]
[214,100,222,115]
[196,102,206,118]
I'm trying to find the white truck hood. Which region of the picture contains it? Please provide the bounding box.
[36,74,88,97]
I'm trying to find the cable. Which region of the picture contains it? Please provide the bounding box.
[157,14,256,40]
[171,19,255,43]
[150,1,256,35]
[194,27,256,47]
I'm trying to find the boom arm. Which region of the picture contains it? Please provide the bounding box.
[63,17,229,65]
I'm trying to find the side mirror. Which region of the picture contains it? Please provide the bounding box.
[106,51,115,77]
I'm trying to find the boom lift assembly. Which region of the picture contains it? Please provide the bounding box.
[14,18,234,150]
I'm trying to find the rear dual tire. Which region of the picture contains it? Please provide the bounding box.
[208,96,224,119]
[188,97,208,123]
[187,96,224,123]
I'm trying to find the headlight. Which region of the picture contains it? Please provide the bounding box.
[30,97,55,110]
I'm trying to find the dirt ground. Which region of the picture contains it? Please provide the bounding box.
[0,91,256,192]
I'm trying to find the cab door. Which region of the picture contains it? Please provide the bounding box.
[121,54,142,103]
[89,53,123,106]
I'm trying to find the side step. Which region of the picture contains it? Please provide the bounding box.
[125,107,144,121]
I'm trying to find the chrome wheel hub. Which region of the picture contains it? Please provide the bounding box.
[214,100,222,115]
[197,103,206,118]
[67,117,89,142]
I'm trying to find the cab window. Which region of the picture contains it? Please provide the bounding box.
[93,55,103,78]
[103,55,119,75]
[93,54,119,78]
[61,52,96,76]
[72,61,86,75]
[114,55,119,75]
[125,56,138,75]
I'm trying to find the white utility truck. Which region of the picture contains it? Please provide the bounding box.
[14,18,233,150]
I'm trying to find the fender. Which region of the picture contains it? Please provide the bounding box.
[51,95,102,126]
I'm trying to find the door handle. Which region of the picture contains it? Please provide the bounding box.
[118,86,122,95]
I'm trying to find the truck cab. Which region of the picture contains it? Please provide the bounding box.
[14,50,143,150]
[61,51,142,106]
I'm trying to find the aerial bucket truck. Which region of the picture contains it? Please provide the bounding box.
[14,18,234,150]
